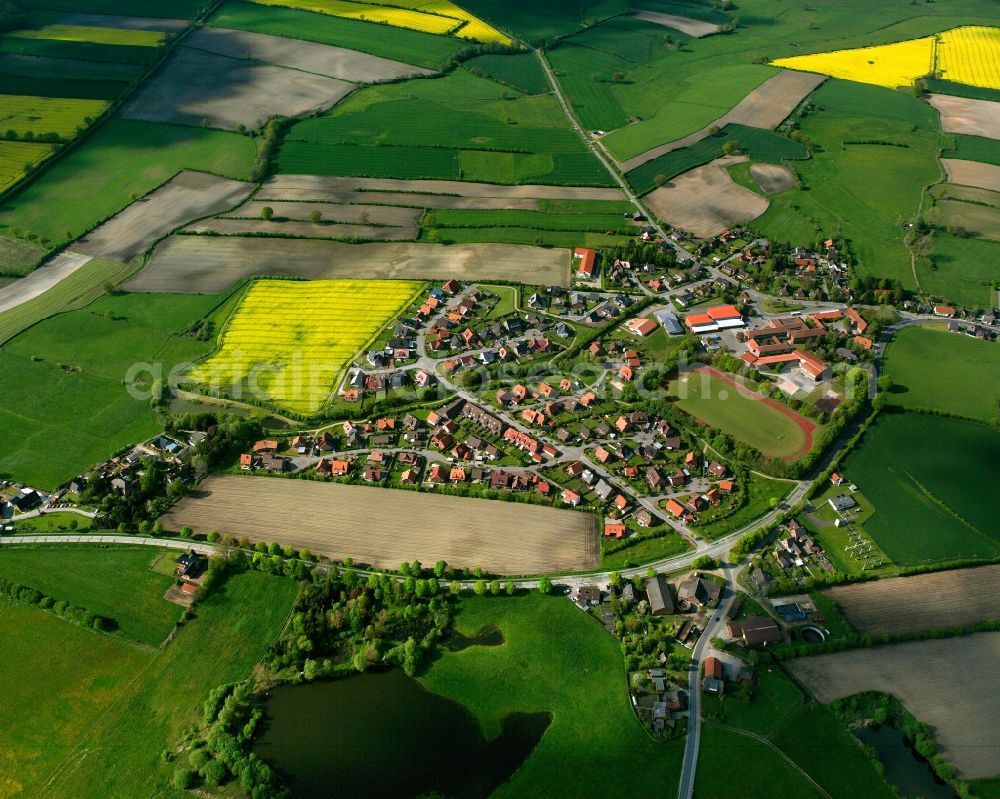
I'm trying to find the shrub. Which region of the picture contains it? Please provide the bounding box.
[173,768,197,790]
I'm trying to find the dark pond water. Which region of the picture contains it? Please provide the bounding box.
[254,669,550,799]
[442,625,505,652]
[856,725,956,799]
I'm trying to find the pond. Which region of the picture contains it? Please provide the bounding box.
[855,724,956,799]
[254,669,550,799]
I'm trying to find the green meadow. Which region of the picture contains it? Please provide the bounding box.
[884,325,1000,422]
[0,292,220,488]
[840,412,1000,565]
[420,592,685,796]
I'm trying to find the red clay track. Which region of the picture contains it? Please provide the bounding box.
[690,366,817,461]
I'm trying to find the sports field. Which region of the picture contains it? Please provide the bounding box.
[161,475,601,574]
[839,412,1000,565]
[883,325,1000,422]
[188,278,421,414]
[0,292,220,489]
[773,25,1000,90]
[669,366,815,460]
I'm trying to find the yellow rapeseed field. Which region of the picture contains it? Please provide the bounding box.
[0,96,108,139]
[772,37,934,89]
[249,0,460,36]
[385,0,512,44]
[9,24,165,47]
[189,279,423,415]
[937,26,1000,90]
[772,25,1000,90]
[0,141,56,192]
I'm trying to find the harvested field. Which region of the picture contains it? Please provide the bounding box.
[620,71,825,171]
[789,633,1000,779]
[55,14,189,31]
[183,220,418,240]
[942,158,1000,192]
[224,200,422,227]
[181,26,430,81]
[824,565,1000,636]
[119,46,353,130]
[256,185,540,210]
[125,236,572,292]
[749,162,796,194]
[260,174,627,201]
[929,94,1000,141]
[161,475,600,574]
[74,171,254,262]
[0,251,92,314]
[632,9,717,37]
[643,156,768,238]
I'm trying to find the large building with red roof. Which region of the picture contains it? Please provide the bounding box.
[684,304,745,334]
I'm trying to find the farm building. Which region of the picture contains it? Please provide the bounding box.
[574,247,596,278]
[683,304,745,334]
[625,317,658,336]
[703,656,724,694]
[828,494,857,512]
[645,574,677,615]
[728,616,781,647]
[654,310,684,335]
[678,576,721,606]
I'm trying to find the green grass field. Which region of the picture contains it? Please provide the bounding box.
[0,600,154,796]
[770,703,895,799]
[703,667,804,735]
[0,94,108,138]
[0,37,160,66]
[425,226,633,248]
[755,79,943,289]
[420,593,685,796]
[0,257,135,345]
[840,412,1000,566]
[695,723,824,799]
[37,570,297,799]
[600,530,691,570]
[426,208,635,232]
[0,292,220,488]
[19,0,208,17]
[626,125,808,195]
[925,79,1000,103]
[669,369,813,460]
[920,232,1000,309]
[209,0,464,68]
[0,120,255,265]
[0,140,57,194]
[0,546,182,646]
[884,325,1000,422]
[464,52,550,95]
[277,69,612,186]
[931,199,1000,242]
[943,135,1000,167]
[0,71,129,101]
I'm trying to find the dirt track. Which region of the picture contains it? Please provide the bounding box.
[929,94,1000,141]
[825,564,1000,636]
[942,158,1000,192]
[120,47,353,130]
[643,156,768,238]
[620,70,825,171]
[789,633,1000,779]
[125,236,572,292]
[161,475,600,574]
[73,171,254,262]
[0,251,92,314]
